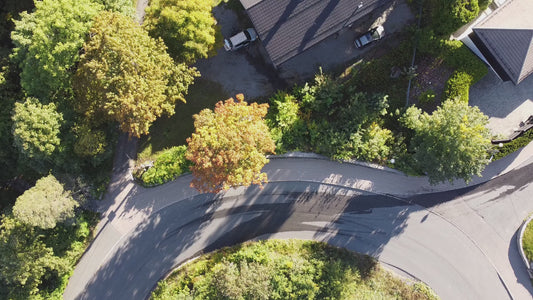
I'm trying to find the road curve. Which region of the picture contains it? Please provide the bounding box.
[64,157,533,299]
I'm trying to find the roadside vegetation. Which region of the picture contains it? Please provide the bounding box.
[151,239,439,300]
[523,220,533,262]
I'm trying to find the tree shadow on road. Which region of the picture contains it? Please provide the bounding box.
[78,181,411,300]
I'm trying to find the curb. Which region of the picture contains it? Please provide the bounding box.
[268,151,407,176]
[517,214,533,279]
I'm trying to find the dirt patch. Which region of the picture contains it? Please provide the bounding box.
[410,56,454,112]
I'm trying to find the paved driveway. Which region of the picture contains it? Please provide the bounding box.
[470,70,533,136]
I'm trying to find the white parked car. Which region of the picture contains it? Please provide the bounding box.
[224,28,258,51]
[354,25,385,48]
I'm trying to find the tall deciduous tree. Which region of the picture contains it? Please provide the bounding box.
[0,216,65,298]
[402,99,491,184]
[74,11,198,137]
[12,174,78,229]
[144,0,216,64]
[10,0,102,100]
[186,94,275,194]
[12,97,63,160]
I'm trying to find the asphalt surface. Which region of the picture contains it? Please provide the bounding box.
[64,157,533,300]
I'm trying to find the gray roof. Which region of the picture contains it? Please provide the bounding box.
[472,0,533,84]
[242,0,391,67]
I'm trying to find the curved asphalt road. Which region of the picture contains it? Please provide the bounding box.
[64,155,533,300]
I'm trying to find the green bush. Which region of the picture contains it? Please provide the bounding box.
[522,218,533,262]
[441,40,487,83]
[0,210,98,299]
[139,145,191,186]
[419,89,436,104]
[151,239,439,300]
[266,73,396,163]
[426,0,480,36]
[493,129,533,160]
[444,71,473,102]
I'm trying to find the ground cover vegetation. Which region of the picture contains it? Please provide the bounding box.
[151,239,439,300]
[523,219,533,263]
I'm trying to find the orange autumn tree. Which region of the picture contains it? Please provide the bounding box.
[186,94,275,193]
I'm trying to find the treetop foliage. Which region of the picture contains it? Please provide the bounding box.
[144,0,217,64]
[402,98,491,184]
[10,0,102,101]
[12,97,63,160]
[12,174,78,229]
[187,94,276,193]
[74,11,198,137]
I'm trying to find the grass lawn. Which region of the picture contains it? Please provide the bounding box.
[151,239,439,299]
[522,219,533,262]
[138,78,229,162]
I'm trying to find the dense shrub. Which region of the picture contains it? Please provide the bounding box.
[444,71,473,102]
[493,129,533,160]
[425,0,480,36]
[267,72,396,163]
[139,145,191,186]
[522,219,533,262]
[0,210,98,299]
[151,239,439,300]
[441,40,487,83]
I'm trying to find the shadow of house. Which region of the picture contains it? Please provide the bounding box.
[463,0,533,85]
[239,0,393,68]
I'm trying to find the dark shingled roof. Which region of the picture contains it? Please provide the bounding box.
[241,0,392,67]
[472,0,533,85]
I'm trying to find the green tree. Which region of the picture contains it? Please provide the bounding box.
[186,94,276,194]
[10,0,102,100]
[0,215,65,298]
[427,0,480,36]
[144,0,216,64]
[74,11,198,137]
[12,174,78,229]
[96,0,135,17]
[402,99,491,184]
[12,97,63,160]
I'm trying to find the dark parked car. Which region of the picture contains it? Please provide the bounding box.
[354,25,384,48]
[224,28,258,51]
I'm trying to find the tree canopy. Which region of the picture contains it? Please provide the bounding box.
[12,97,63,160]
[144,0,216,64]
[186,94,275,194]
[74,11,198,137]
[10,0,102,100]
[12,174,78,229]
[402,98,492,184]
[0,216,64,298]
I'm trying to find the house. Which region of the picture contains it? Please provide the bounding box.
[467,0,533,85]
[239,0,393,67]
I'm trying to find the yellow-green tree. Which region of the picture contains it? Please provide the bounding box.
[144,0,216,64]
[12,174,78,229]
[186,94,276,194]
[12,98,63,160]
[402,98,491,184]
[10,0,102,100]
[74,11,198,137]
